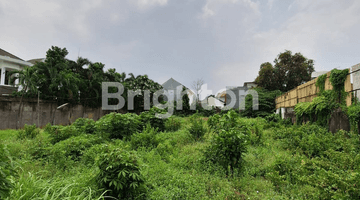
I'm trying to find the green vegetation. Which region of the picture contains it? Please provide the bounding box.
[255,50,315,92]
[1,112,360,199]
[295,68,349,126]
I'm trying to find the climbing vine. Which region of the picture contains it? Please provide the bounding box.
[315,74,327,94]
[295,69,349,126]
[329,68,349,104]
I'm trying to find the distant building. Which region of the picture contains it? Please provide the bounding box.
[225,82,257,110]
[0,48,33,95]
[161,78,195,104]
[200,95,225,108]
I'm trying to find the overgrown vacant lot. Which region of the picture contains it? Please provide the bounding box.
[1,110,360,199]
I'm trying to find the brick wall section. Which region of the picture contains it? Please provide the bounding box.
[0,96,114,129]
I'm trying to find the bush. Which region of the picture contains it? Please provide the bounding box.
[188,114,207,140]
[17,124,40,140]
[204,128,248,174]
[45,124,82,144]
[49,134,104,169]
[96,144,146,199]
[71,118,96,134]
[165,116,182,132]
[130,123,159,150]
[0,143,17,199]
[140,107,167,132]
[207,114,221,131]
[27,133,52,160]
[96,112,141,140]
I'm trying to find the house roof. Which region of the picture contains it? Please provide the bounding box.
[162,78,183,88]
[27,58,45,65]
[0,48,24,61]
[162,77,194,95]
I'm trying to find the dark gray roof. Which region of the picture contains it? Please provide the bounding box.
[0,48,24,61]
[162,78,184,90]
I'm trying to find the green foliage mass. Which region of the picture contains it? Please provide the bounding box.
[45,124,82,144]
[11,46,163,112]
[255,50,315,92]
[315,73,327,94]
[96,144,146,199]
[295,68,349,126]
[4,114,360,199]
[95,112,141,140]
[130,124,159,150]
[71,118,96,134]
[165,116,182,132]
[17,124,40,140]
[139,107,167,132]
[50,134,104,169]
[0,144,17,199]
[187,113,207,140]
[241,87,282,118]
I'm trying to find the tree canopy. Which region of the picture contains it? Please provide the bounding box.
[12,46,163,112]
[255,50,315,92]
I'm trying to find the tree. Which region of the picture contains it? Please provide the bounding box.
[9,66,40,129]
[255,50,315,92]
[191,78,205,102]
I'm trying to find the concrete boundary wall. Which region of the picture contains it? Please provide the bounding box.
[0,96,113,129]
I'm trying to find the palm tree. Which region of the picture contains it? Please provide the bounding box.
[9,67,40,129]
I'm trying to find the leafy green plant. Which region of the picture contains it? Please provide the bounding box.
[139,107,167,132]
[315,73,327,94]
[188,114,207,140]
[46,124,82,144]
[49,134,104,169]
[71,118,96,134]
[95,112,141,139]
[96,144,146,199]
[131,123,159,150]
[0,143,17,199]
[17,124,40,140]
[329,68,349,104]
[207,114,221,131]
[204,128,248,174]
[165,116,182,132]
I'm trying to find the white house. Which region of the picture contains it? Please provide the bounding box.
[0,48,33,95]
[200,95,225,108]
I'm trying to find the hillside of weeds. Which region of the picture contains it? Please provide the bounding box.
[1,109,360,199]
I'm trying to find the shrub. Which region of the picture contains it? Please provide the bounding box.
[140,107,167,132]
[27,133,52,160]
[165,116,182,132]
[188,114,207,140]
[96,144,146,199]
[45,124,82,144]
[49,134,104,169]
[204,128,248,174]
[0,143,17,199]
[71,118,96,134]
[96,112,141,139]
[17,124,40,140]
[207,114,221,131]
[130,123,159,150]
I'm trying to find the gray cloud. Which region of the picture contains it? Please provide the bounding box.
[1,0,360,97]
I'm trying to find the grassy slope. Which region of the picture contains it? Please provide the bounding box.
[1,117,360,199]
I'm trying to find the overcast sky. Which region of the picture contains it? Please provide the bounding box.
[1,0,360,98]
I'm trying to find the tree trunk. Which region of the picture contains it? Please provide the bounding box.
[16,85,27,130]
